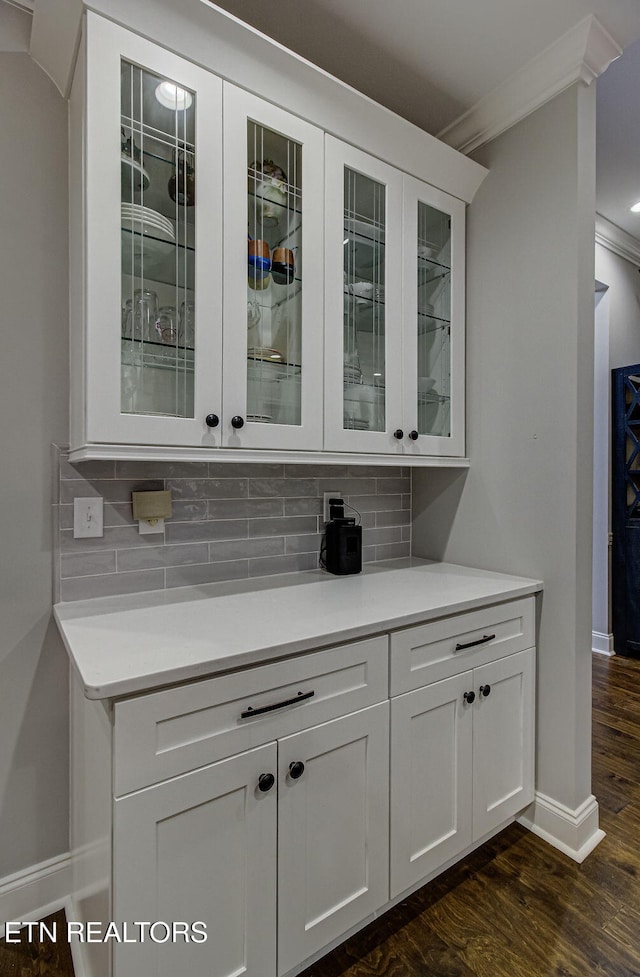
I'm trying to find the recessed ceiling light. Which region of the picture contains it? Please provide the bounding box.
[631,201,640,213]
[155,81,193,111]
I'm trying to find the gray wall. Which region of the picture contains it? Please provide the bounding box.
[0,22,70,875]
[412,83,597,815]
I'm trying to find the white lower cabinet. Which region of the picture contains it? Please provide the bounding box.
[390,672,473,895]
[390,647,535,898]
[113,743,278,977]
[109,634,390,977]
[277,704,389,975]
[71,600,536,977]
[472,649,535,838]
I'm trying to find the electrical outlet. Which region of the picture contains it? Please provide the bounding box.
[73,497,104,538]
[323,490,342,524]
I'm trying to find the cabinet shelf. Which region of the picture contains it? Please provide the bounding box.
[121,337,195,371]
[417,254,450,274]
[418,313,450,334]
[121,227,195,289]
[419,391,450,405]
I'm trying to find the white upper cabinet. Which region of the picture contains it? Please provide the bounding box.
[324,138,404,455]
[222,85,324,451]
[325,137,465,457]
[69,12,475,464]
[402,178,466,457]
[77,14,223,450]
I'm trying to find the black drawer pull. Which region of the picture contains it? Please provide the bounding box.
[455,633,496,651]
[240,690,315,719]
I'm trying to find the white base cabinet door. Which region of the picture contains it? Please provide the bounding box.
[472,648,535,838]
[277,703,390,976]
[113,743,277,977]
[389,672,473,898]
[390,648,535,900]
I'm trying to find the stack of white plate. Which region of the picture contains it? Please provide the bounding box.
[121,203,175,267]
[121,203,175,242]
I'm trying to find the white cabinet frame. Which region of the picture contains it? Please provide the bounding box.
[80,13,223,449]
[324,136,405,455]
[223,85,325,450]
[402,176,466,457]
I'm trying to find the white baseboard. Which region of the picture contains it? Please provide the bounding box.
[592,631,615,656]
[518,791,605,862]
[0,852,72,939]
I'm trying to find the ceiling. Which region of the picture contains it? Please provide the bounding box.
[596,36,640,239]
[212,0,640,240]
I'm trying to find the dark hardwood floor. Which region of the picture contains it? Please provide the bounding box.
[2,653,640,977]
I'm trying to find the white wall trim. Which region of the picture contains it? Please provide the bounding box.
[518,791,605,863]
[592,630,615,656]
[438,15,622,155]
[1,0,34,13]
[595,213,640,266]
[0,852,72,939]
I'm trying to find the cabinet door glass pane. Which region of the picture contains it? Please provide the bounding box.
[343,169,386,433]
[246,122,302,426]
[121,61,196,418]
[417,202,451,437]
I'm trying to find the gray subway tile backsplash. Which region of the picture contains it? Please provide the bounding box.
[54,451,411,601]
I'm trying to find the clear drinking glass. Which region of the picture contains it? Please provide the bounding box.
[121,298,133,339]
[179,300,195,348]
[155,306,178,345]
[132,288,159,343]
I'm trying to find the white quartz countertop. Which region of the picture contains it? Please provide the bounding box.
[53,559,543,700]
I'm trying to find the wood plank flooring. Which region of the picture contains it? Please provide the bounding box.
[2,653,640,977]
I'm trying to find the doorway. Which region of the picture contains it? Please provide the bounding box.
[592,283,613,655]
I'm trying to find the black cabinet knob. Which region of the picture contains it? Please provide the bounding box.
[408,430,419,441]
[231,415,245,429]
[257,773,275,792]
[205,414,219,428]
[394,429,404,440]
[289,761,305,780]
[463,691,476,704]
[480,684,491,697]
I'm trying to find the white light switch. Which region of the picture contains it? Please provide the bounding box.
[73,497,104,538]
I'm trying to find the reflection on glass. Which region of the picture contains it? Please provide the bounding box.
[416,201,451,438]
[120,60,195,418]
[246,122,302,426]
[343,168,386,433]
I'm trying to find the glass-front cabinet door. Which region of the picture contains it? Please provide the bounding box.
[324,137,403,453]
[402,176,466,457]
[82,15,222,448]
[222,85,324,450]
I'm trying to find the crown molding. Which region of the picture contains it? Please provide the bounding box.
[438,15,622,156]
[1,0,34,12]
[595,214,640,266]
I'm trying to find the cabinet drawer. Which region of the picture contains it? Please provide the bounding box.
[390,597,534,695]
[114,635,388,795]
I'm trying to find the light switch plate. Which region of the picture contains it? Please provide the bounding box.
[73,497,104,538]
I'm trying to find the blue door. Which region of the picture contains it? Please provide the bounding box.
[612,364,640,654]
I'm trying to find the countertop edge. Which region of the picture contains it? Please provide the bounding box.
[56,572,543,701]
